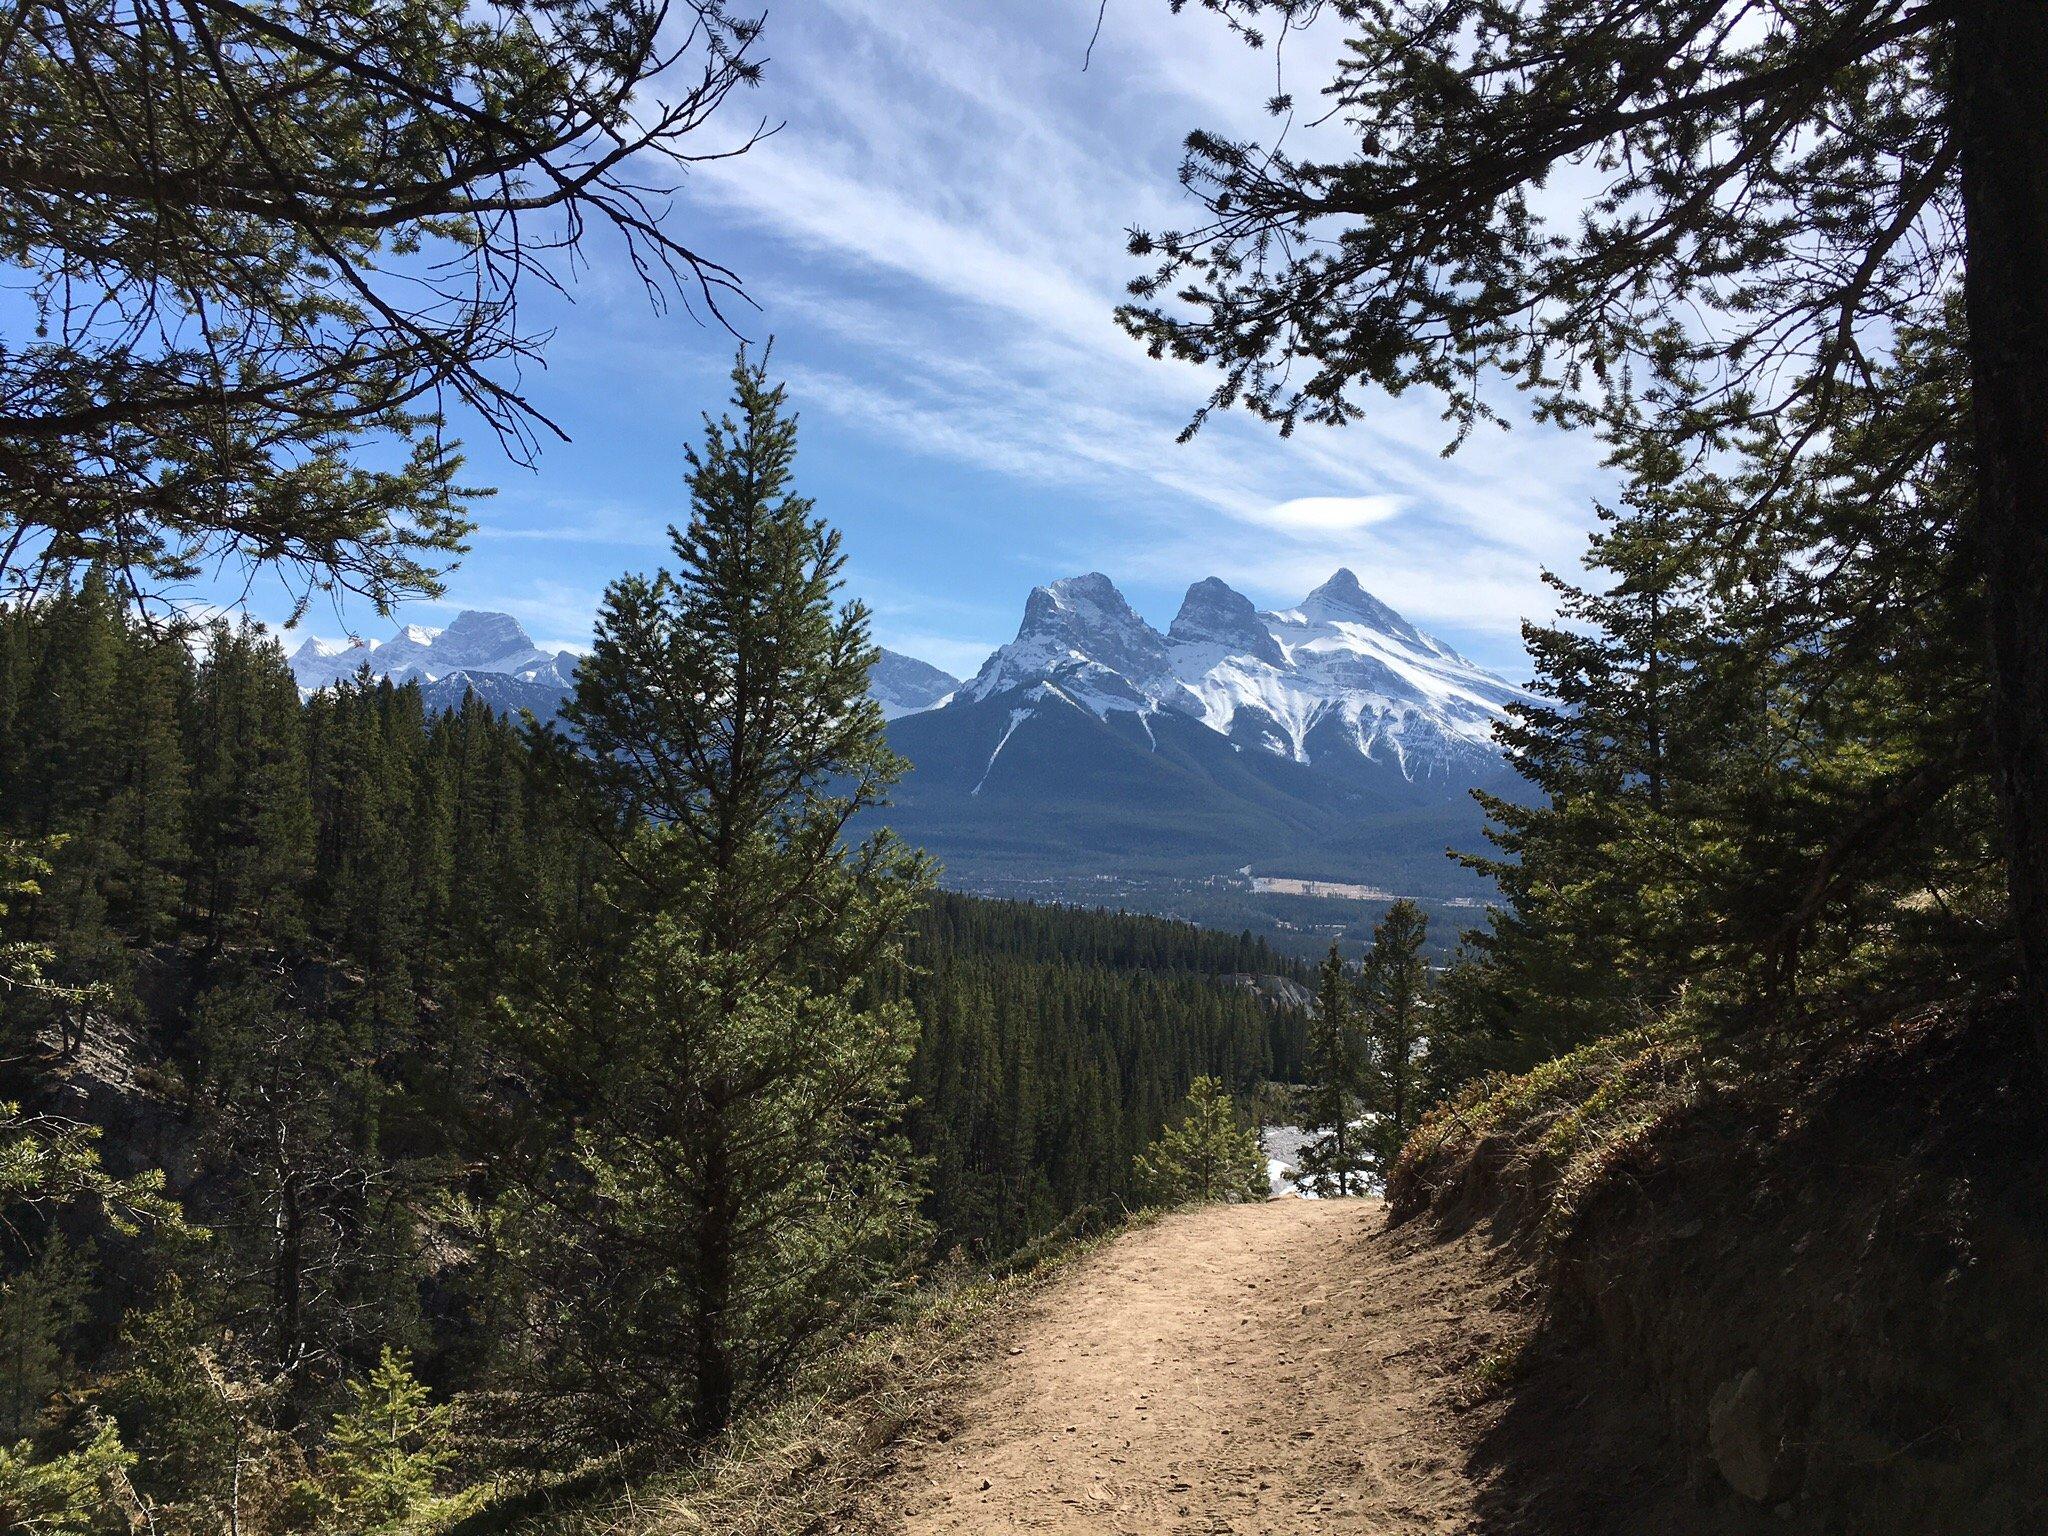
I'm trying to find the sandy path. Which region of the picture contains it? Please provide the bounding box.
[869,1199,1499,1535]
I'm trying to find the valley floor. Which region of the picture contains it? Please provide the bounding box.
[852,1199,1511,1535]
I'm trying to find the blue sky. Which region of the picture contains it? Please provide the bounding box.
[266,0,1616,682]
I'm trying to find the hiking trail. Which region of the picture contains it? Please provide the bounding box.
[861,1198,1512,1535]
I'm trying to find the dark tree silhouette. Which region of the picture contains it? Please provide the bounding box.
[1123,0,2048,1060]
[0,0,769,616]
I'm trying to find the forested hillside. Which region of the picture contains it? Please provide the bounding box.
[0,568,1305,1521]
[888,894,1303,1248]
[3,0,2044,1529]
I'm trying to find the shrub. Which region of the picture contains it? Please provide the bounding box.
[1133,1078,1267,1206]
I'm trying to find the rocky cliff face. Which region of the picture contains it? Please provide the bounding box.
[947,567,1532,783]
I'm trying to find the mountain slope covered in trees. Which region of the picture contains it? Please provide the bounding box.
[0,566,1307,1521]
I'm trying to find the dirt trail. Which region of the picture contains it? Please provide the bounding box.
[866,1199,1511,1535]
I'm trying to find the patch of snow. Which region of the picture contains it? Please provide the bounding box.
[970,707,1035,797]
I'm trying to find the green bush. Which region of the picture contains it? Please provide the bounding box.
[1133,1078,1267,1207]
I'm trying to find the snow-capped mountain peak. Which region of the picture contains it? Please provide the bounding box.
[287,634,375,691]
[1168,577,1287,667]
[947,568,1535,783]
[1290,567,1420,636]
[286,611,961,727]
[286,611,571,706]
[871,650,959,720]
[873,565,1535,898]
[1018,573,1169,676]
[962,572,1170,710]
[427,610,552,674]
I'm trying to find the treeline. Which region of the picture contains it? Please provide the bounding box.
[1439,314,2000,1070]
[909,893,1290,976]
[890,895,1302,1249]
[0,382,1305,1526]
[1287,314,2002,1188]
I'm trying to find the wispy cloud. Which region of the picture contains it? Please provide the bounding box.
[1252,496,1410,533]
[666,0,1612,670]
[276,2,1614,683]
[471,498,675,549]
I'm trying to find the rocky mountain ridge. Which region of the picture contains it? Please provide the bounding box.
[876,569,1533,894]
[951,567,1534,783]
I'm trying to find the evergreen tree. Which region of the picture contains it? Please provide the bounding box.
[187,972,408,1420]
[0,1236,87,1443]
[0,1102,184,1505]
[1447,313,1995,1070]
[1127,0,2048,1067]
[1132,1077,1267,1207]
[1295,946,1368,1197]
[1360,902,1430,1173]
[0,552,1320,1485]
[0,0,769,613]
[0,1419,133,1535]
[184,623,313,955]
[316,1348,451,1533]
[498,355,933,1440]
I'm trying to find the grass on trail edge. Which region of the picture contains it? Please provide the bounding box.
[1387,1018,1715,1239]
[444,1205,1159,1536]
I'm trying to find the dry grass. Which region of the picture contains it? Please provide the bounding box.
[1387,1017,1713,1237]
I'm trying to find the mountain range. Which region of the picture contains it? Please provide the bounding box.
[874,569,1532,896]
[288,610,585,720]
[289,610,962,725]
[288,569,1532,897]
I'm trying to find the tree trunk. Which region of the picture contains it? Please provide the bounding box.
[689,1137,739,1441]
[1956,1,2048,1068]
[274,1171,305,1428]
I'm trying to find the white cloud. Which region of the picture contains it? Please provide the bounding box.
[1252,495,1409,533]
[664,1,1612,670]
[346,0,1615,682]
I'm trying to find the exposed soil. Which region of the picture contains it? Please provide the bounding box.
[843,1008,2048,1536]
[855,1198,1526,1535]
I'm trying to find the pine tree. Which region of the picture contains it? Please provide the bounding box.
[0,1236,88,1442]
[0,1418,133,1535]
[184,623,313,954]
[1458,458,1719,1063]
[1132,1077,1266,1207]
[1444,312,1993,1069]
[187,972,399,1418]
[1125,0,2048,1057]
[1295,945,1367,1197]
[498,354,933,1440]
[317,1348,451,1533]
[1360,902,1430,1174]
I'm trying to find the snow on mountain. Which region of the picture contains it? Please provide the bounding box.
[960,572,1172,715]
[871,650,960,720]
[287,635,377,691]
[288,613,962,725]
[1168,577,1288,667]
[287,611,577,718]
[288,610,559,691]
[945,568,1535,784]
[416,610,553,676]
